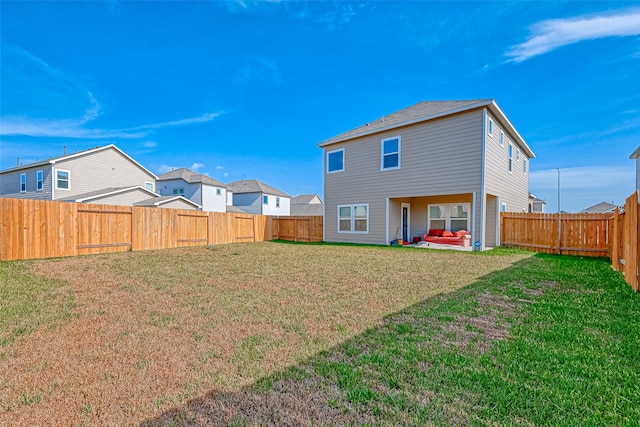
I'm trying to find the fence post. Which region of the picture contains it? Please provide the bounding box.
[557,215,562,255]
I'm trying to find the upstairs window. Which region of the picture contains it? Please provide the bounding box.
[145,181,154,191]
[56,170,70,190]
[173,187,184,195]
[487,118,494,136]
[263,195,268,205]
[508,143,513,173]
[20,173,26,193]
[327,148,344,173]
[523,159,528,174]
[381,136,401,170]
[37,170,43,191]
[276,197,280,208]
[216,188,222,196]
[499,131,504,147]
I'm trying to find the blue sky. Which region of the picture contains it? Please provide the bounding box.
[1,1,639,212]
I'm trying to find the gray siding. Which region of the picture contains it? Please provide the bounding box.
[53,148,156,200]
[157,180,202,204]
[232,192,262,214]
[84,188,158,206]
[484,109,530,213]
[324,110,485,244]
[0,165,53,200]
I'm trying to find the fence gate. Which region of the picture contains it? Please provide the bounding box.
[233,215,255,242]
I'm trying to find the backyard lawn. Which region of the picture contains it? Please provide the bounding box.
[1,242,638,426]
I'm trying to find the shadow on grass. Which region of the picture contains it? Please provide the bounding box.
[141,253,639,426]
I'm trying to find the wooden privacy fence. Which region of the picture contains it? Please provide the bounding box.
[500,212,612,257]
[611,191,640,292]
[0,198,322,261]
[272,216,323,242]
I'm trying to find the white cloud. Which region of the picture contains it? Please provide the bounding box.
[0,111,221,139]
[507,8,640,62]
[223,172,229,177]
[141,140,157,148]
[190,162,205,171]
[0,42,222,139]
[216,166,224,170]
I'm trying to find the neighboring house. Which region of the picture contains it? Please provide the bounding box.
[227,179,291,215]
[581,201,618,214]
[290,194,324,216]
[319,99,535,250]
[60,186,159,206]
[528,192,547,213]
[156,168,227,212]
[134,195,201,210]
[630,146,640,190]
[0,144,158,206]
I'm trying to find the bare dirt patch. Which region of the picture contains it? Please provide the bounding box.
[0,243,529,425]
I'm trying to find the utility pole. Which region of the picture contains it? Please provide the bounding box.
[557,167,561,213]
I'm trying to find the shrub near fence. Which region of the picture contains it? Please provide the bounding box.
[0,198,321,261]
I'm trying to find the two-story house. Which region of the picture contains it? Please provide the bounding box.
[156,168,227,212]
[319,99,535,250]
[0,144,159,206]
[227,179,291,216]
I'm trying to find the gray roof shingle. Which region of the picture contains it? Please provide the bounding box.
[157,168,226,188]
[227,179,290,198]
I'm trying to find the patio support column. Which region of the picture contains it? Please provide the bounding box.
[385,197,390,245]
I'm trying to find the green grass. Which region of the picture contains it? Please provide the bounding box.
[0,261,76,350]
[178,249,638,426]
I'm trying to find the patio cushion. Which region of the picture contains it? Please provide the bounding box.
[442,231,454,237]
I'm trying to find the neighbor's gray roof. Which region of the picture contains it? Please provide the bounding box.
[630,146,640,159]
[226,205,248,213]
[227,179,290,197]
[59,186,157,202]
[582,201,618,213]
[291,194,323,205]
[157,168,226,188]
[134,195,200,208]
[318,99,535,158]
[290,204,324,216]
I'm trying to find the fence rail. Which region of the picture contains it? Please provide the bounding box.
[500,212,612,257]
[0,198,319,261]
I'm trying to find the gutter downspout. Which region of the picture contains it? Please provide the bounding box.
[480,109,487,251]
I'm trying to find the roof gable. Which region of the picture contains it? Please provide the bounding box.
[157,168,226,187]
[318,99,535,158]
[1,144,158,178]
[227,179,290,198]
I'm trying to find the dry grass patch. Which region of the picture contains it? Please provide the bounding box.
[0,242,529,425]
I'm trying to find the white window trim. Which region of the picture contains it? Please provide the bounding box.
[501,203,507,212]
[487,118,494,136]
[326,148,345,174]
[381,136,401,171]
[20,173,26,193]
[276,196,280,208]
[523,158,528,174]
[145,181,154,191]
[36,170,43,192]
[516,148,521,161]
[216,188,222,196]
[337,203,369,234]
[427,203,471,232]
[499,131,504,147]
[56,169,70,191]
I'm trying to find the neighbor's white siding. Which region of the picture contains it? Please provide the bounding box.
[262,194,290,216]
[201,185,227,212]
[324,110,484,244]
